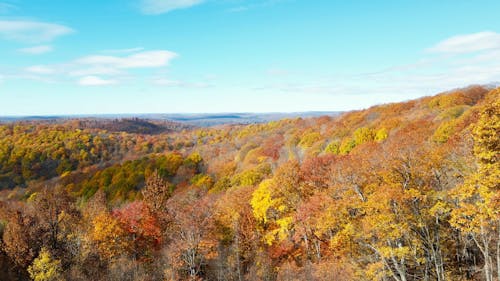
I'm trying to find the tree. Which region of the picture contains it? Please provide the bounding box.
[2,208,42,269]
[30,186,79,256]
[324,141,340,155]
[353,127,375,145]
[114,201,162,261]
[164,192,215,280]
[142,170,171,213]
[90,212,129,260]
[293,192,331,262]
[450,96,499,281]
[28,247,63,281]
[214,186,257,281]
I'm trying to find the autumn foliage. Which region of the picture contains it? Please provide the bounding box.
[0,85,498,280]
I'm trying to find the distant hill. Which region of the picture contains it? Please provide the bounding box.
[72,118,192,134]
[0,111,341,127]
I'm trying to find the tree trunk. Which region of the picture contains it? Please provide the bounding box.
[474,227,493,281]
[388,240,407,281]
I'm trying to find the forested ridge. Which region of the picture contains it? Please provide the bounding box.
[0,85,498,281]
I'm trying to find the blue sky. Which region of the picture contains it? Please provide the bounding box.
[1,0,500,115]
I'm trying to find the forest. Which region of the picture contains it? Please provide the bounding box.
[0,85,498,281]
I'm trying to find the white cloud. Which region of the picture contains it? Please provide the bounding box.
[0,20,73,43]
[428,31,500,54]
[25,65,55,75]
[71,50,177,86]
[75,50,178,69]
[18,45,53,55]
[78,76,117,86]
[69,66,123,77]
[21,49,178,85]
[153,77,212,88]
[101,47,145,54]
[140,0,204,14]
[258,31,500,103]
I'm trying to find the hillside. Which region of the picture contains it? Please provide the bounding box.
[0,86,498,281]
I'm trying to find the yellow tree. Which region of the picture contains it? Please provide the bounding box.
[450,94,499,281]
[358,124,442,281]
[251,161,303,248]
[90,212,130,260]
[214,186,257,281]
[360,182,414,281]
[28,247,63,281]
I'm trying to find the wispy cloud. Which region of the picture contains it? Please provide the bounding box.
[140,0,205,14]
[0,20,74,43]
[75,50,177,69]
[78,76,117,86]
[18,45,53,55]
[258,31,500,103]
[25,65,55,75]
[427,31,500,54]
[100,47,145,54]
[153,77,212,88]
[68,66,123,77]
[139,0,285,14]
[20,49,178,86]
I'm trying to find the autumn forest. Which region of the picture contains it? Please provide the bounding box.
[0,86,497,280]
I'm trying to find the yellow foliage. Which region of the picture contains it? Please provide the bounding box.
[185,152,202,165]
[428,89,480,109]
[365,261,386,281]
[329,222,355,253]
[353,127,375,145]
[450,96,499,235]
[28,248,63,281]
[27,192,39,203]
[438,105,469,120]
[91,213,129,259]
[298,131,322,148]
[374,128,388,142]
[339,138,356,155]
[190,174,214,189]
[324,140,340,154]
[232,164,270,187]
[432,120,456,143]
[428,201,450,217]
[250,180,274,224]
[275,216,293,241]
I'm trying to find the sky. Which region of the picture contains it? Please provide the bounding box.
[1,0,500,115]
